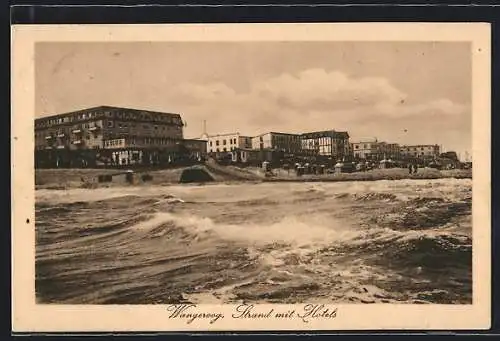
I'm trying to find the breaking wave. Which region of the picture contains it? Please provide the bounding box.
[35,178,472,304]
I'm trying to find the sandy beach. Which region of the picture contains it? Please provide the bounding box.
[35,166,472,190]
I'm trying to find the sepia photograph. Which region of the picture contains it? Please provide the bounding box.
[12,23,491,331]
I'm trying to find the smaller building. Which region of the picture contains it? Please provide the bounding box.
[440,151,459,161]
[351,138,381,160]
[206,133,252,154]
[183,139,208,161]
[251,132,302,154]
[379,142,401,160]
[352,139,401,161]
[400,144,440,159]
[231,148,261,165]
[300,130,350,161]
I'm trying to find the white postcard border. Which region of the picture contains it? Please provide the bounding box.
[11,23,491,332]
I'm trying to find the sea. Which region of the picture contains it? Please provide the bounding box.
[35,178,472,304]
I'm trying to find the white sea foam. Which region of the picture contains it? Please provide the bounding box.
[131,211,362,248]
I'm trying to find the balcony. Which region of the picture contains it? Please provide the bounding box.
[72,129,82,134]
[72,140,83,145]
[88,126,100,131]
[57,133,66,138]
[45,135,53,140]
[56,145,66,149]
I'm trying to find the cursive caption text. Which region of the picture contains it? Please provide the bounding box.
[166,303,338,325]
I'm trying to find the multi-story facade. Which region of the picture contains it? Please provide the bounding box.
[351,139,401,160]
[400,144,440,159]
[251,132,302,154]
[379,142,401,160]
[34,106,206,167]
[206,133,252,154]
[351,139,381,160]
[231,148,261,164]
[300,130,350,161]
[182,139,209,161]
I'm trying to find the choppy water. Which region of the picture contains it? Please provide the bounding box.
[35,179,472,304]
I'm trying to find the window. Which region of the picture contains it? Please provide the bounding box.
[216,148,219,152]
[421,147,424,151]
[107,121,114,128]
[355,145,359,149]
[223,147,227,152]
[154,126,158,130]
[209,141,212,146]
[223,139,227,145]
[216,140,219,146]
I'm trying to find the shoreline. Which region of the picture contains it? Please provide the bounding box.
[261,175,472,183]
[35,167,472,190]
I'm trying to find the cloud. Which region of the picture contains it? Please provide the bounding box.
[172,68,409,112]
[166,69,468,139]
[374,98,467,118]
[251,69,408,111]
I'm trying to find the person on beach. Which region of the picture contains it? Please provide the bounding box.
[413,163,418,174]
[408,163,413,174]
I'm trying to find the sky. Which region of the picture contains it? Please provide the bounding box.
[35,41,472,156]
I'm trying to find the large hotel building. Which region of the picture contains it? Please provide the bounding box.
[34,106,207,168]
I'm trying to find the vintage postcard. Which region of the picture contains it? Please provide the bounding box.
[11,23,491,332]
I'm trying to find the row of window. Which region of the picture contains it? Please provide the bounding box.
[105,137,180,146]
[35,111,182,128]
[271,136,301,141]
[35,113,99,128]
[35,123,101,137]
[401,150,437,154]
[353,145,435,152]
[402,147,435,152]
[38,133,99,141]
[209,137,240,147]
[104,139,126,147]
[109,111,181,125]
[354,144,397,150]
[108,121,181,132]
[35,112,108,128]
[355,151,431,156]
[36,121,181,136]
[209,147,234,153]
